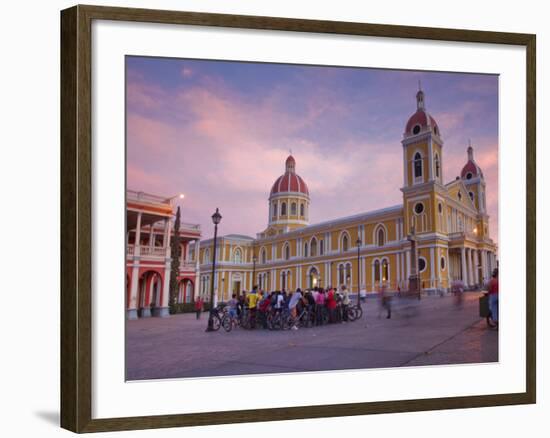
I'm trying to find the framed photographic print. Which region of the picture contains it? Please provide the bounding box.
[60,4,536,433]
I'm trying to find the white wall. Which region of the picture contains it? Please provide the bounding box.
[0,0,546,437]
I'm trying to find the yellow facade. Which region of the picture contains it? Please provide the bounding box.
[196,88,498,302]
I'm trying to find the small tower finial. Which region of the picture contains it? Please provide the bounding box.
[416,84,425,110]
[418,79,422,92]
[467,140,474,160]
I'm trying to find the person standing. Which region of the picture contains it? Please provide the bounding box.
[194,297,203,320]
[288,288,303,330]
[326,288,337,323]
[488,268,499,328]
[341,285,351,322]
[247,288,259,328]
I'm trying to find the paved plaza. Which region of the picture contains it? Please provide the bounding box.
[126,291,498,381]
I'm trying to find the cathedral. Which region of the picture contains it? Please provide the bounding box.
[195,88,498,302]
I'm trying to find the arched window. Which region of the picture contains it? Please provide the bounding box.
[272,202,277,218]
[234,248,242,264]
[319,239,324,255]
[414,152,423,179]
[281,271,286,291]
[374,260,380,282]
[310,238,317,257]
[377,228,385,247]
[281,202,287,216]
[300,203,304,217]
[342,234,349,252]
[434,153,440,178]
[291,202,297,215]
[382,259,389,282]
[261,248,267,264]
[304,242,308,258]
[339,264,345,285]
[284,243,290,260]
[204,249,210,264]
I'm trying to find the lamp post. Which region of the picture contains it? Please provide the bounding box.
[165,193,185,204]
[356,238,362,308]
[252,254,257,292]
[206,208,222,332]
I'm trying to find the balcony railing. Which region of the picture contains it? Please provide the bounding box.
[127,190,171,206]
[126,245,167,257]
[179,261,197,271]
[448,231,479,241]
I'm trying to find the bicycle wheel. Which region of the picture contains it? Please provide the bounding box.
[354,306,363,320]
[212,315,221,331]
[222,315,232,332]
[347,307,357,322]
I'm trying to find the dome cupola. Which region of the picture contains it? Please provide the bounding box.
[270,154,309,196]
[404,85,440,138]
[461,142,484,180]
[265,154,310,235]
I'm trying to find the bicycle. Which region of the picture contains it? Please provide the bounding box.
[207,305,224,331]
[221,309,239,332]
[347,304,363,321]
[285,305,314,329]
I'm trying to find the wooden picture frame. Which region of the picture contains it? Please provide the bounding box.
[60,4,536,433]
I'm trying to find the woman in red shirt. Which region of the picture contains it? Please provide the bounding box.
[326,288,337,323]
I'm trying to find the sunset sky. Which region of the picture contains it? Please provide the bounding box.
[126,57,498,242]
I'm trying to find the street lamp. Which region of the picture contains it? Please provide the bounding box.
[165,193,185,204]
[252,254,257,292]
[206,207,222,332]
[356,238,362,308]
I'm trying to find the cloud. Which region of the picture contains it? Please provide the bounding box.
[126,61,499,243]
[181,67,193,78]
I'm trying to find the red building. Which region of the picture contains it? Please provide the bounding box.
[126,190,201,319]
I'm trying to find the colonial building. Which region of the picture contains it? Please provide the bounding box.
[126,190,201,319]
[196,88,498,302]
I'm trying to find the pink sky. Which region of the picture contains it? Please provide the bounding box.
[126,58,498,243]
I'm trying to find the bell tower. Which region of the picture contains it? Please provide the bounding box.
[401,86,444,235]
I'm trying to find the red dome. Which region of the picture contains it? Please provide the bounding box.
[405,110,439,136]
[270,155,309,196]
[461,146,483,179]
[404,88,440,137]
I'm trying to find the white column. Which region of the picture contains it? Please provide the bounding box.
[460,247,467,285]
[396,251,401,285]
[435,247,440,289]
[159,218,172,317]
[149,224,155,249]
[446,248,451,285]
[473,250,479,286]
[430,247,435,289]
[406,250,411,278]
[362,256,366,291]
[127,212,142,319]
[428,138,434,181]
[193,240,201,300]
[468,248,474,287]
[470,249,476,286]
[400,252,405,286]
[483,250,489,284]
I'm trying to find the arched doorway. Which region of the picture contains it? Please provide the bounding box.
[138,271,162,318]
[308,267,319,289]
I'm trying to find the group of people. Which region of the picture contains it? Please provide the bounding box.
[224,285,355,330]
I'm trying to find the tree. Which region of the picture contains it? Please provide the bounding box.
[169,206,181,314]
